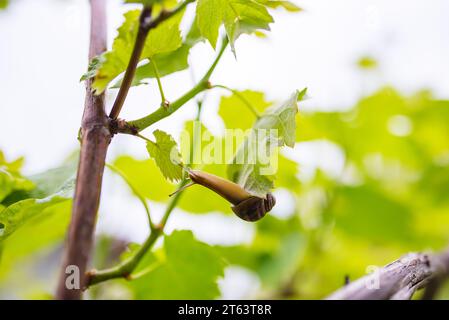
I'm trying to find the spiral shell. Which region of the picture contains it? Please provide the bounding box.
[231,193,276,222]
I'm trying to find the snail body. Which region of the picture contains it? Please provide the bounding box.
[187,170,276,222]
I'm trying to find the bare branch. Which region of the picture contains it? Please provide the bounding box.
[327,249,449,300]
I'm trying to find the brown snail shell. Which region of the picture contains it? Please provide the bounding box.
[231,193,276,222]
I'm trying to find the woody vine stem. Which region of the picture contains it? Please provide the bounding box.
[56,0,236,299]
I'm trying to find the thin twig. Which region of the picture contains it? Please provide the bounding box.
[125,37,229,132]
[86,89,204,287]
[106,163,154,230]
[212,84,261,118]
[109,7,152,120]
[86,178,188,286]
[150,59,168,107]
[109,1,195,119]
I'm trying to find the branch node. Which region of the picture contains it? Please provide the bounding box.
[109,118,139,136]
[162,100,170,109]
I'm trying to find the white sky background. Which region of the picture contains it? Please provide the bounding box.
[1,0,449,298]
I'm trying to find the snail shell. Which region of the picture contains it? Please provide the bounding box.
[231,193,276,222]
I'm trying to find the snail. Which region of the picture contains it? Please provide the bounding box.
[172,169,276,222]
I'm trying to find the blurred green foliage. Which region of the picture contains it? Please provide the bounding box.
[1,86,448,299]
[109,87,449,299]
[0,0,8,10]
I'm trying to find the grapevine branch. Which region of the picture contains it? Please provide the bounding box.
[86,180,188,286]
[56,0,199,300]
[119,37,229,133]
[326,248,449,300]
[55,0,109,300]
[86,42,226,287]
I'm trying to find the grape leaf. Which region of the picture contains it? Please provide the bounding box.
[146,130,183,182]
[196,0,223,48]
[114,156,176,201]
[0,0,9,10]
[223,0,274,53]
[227,89,306,197]
[255,89,306,148]
[0,172,74,241]
[86,9,184,93]
[330,185,414,244]
[196,0,273,51]
[219,90,271,130]
[0,153,34,203]
[216,215,305,288]
[112,45,190,88]
[113,155,231,214]
[80,55,105,82]
[0,201,71,282]
[256,0,302,12]
[130,230,226,299]
[112,15,204,88]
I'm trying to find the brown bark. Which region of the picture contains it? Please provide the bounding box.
[55,0,109,300]
[327,249,449,300]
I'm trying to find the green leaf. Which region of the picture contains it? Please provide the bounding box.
[80,55,105,82]
[196,0,273,51]
[0,0,9,10]
[114,156,176,202]
[255,89,305,148]
[112,16,204,88]
[112,44,190,88]
[357,56,378,70]
[219,90,271,130]
[142,10,184,57]
[178,121,233,213]
[216,215,305,288]
[196,0,223,48]
[223,0,274,53]
[130,230,226,299]
[0,159,77,240]
[146,130,183,182]
[0,153,34,203]
[113,154,231,214]
[256,0,302,12]
[90,9,184,93]
[330,185,414,244]
[0,201,71,281]
[227,89,305,197]
[275,154,300,190]
[0,174,74,241]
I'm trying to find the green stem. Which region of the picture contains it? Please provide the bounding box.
[212,84,261,118]
[128,37,229,132]
[87,178,187,287]
[150,59,168,106]
[160,178,189,228]
[87,28,223,289]
[87,228,161,286]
